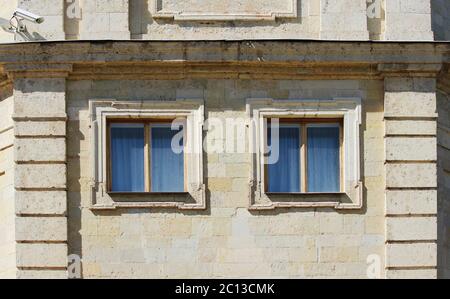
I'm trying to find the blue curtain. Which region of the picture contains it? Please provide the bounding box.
[307,126,340,192]
[151,126,184,192]
[268,126,301,193]
[110,125,145,192]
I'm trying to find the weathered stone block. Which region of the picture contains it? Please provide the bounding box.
[15,164,67,189]
[15,121,66,137]
[385,120,436,136]
[16,270,67,279]
[15,138,66,162]
[13,79,66,118]
[16,217,67,242]
[386,269,437,279]
[386,190,437,215]
[384,92,437,118]
[16,191,67,215]
[386,137,437,161]
[386,163,436,188]
[386,217,437,241]
[386,243,436,267]
[16,243,67,268]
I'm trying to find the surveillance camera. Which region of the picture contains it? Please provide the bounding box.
[13,8,45,24]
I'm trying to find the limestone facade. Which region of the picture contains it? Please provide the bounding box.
[0,0,448,280]
[0,0,449,42]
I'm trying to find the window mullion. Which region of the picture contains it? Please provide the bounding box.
[301,124,307,193]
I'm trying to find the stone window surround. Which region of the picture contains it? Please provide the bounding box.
[153,0,298,21]
[88,98,206,210]
[246,97,363,210]
[89,97,362,211]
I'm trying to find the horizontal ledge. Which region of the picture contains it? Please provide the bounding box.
[386,214,437,218]
[265,192,345,196]
[91,202,206,211]
[16,240,67,244]
[385,160,437,164]
[386,267,437,271]
[249,201,362,211]
[16,214,67,218]
[107,192,189,196]
[15,135,66,139]
[386,240,437,245]
[384,116,438,121]
[13,116,68,122]
[15,188,67,191]
[154,14,280,21]
[17,267,68,271]
[384,134,437,138]
[15,161,66,165]
[386,187,437,191]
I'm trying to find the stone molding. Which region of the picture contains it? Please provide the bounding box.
[246,97,363,210]
[88,99,206,210]
[153,0,298,21]
[0,41,447,81]
[3,63,73,79]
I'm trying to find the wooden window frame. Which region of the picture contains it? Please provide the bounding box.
[265,118,344,194]
[106,118,188,194]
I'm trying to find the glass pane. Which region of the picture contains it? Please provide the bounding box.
[110,124,145,192]
[151,125,184,192]
[307,126,340,192]
[268,125,301,193]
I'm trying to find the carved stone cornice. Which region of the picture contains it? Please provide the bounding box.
[3,63,73,79]
[0,41,448,81]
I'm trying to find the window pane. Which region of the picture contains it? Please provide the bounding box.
[110,124,145,192]
[307,126,340,192]
[151,126,184,192]
[268,125,301,193]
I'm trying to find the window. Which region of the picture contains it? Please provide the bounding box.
[108,120,185,193]
[266,119,342,194]
[247,98,362,210]
[89,98,205,210]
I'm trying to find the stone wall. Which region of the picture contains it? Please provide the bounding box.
[0,83,15,278]
[384,0,434,40]
[0,0,450,42]
[0,0,17,43]
[384,78,439,278]
[12,77,69,279]
[67,78,386,278]
[0,0,446,42]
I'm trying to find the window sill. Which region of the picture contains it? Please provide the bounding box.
[265,192,346,196]
[249,183,363,211]
[106,192,189,196]
[90,188,206,211]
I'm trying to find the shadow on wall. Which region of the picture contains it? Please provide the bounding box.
[431,0,450,41]
[15,30,46,42]
[437,89,450,279]
[130,0,153,39]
